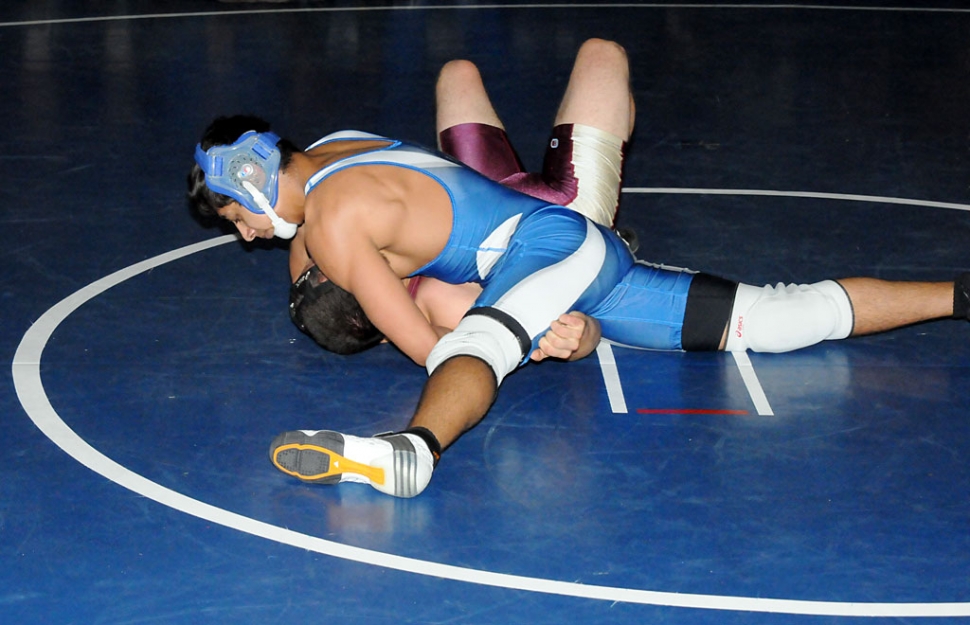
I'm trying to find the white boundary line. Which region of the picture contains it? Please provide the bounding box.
[4,4,970,28]
[11,226,970,616]
[622,187,970,212]
[596,342,628,413]
[732,351,774,416]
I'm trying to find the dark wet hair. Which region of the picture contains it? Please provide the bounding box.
[289,264,385,355]
[187,114,300,218]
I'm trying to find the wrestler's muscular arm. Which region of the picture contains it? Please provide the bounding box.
[303,169,446,366]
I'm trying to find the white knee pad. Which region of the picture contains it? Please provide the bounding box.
[724,280,854,353]
[425,313,527,386]
[566,124,625,228]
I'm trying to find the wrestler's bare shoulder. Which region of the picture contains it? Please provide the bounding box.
[299,169,452,278]
[305,138,393,162]
[312,163,448,208]
[305,163,451,244]
[300,174,402,256]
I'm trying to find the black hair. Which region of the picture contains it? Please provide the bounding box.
[187,114,300,218]
[289,264,385,355]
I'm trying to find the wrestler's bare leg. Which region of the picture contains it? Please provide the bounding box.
[435,59,504,139]
[435,37,635,141]
[554,38,635,142]
[408,356,497,448]
[840,278,954,335]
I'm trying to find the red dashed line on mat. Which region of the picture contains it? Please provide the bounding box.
[636,409,748,415]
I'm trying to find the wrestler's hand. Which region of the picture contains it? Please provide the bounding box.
[531,312,600,362]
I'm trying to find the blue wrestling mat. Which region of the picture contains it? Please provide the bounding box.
[4,2,970,623]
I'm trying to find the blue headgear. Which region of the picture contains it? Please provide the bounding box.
[194,130,298,239]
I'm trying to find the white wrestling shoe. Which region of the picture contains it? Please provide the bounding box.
[269,430,435,498]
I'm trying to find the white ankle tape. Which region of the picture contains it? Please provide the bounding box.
[725,280,854,353]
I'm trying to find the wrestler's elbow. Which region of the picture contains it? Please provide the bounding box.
[407,327,450,366]
[399,334,443,368]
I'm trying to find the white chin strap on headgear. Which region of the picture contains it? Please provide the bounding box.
[241,181,299,240]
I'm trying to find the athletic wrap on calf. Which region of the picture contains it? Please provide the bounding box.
[724,280,854,353]
[425,307,530,386]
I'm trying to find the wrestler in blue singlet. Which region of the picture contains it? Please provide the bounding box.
[305,131,638,358]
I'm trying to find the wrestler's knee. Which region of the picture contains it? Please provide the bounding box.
[425,308,530,386]
[725,281,854,353]
[437,59,483,92]
[576,38,628,69]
